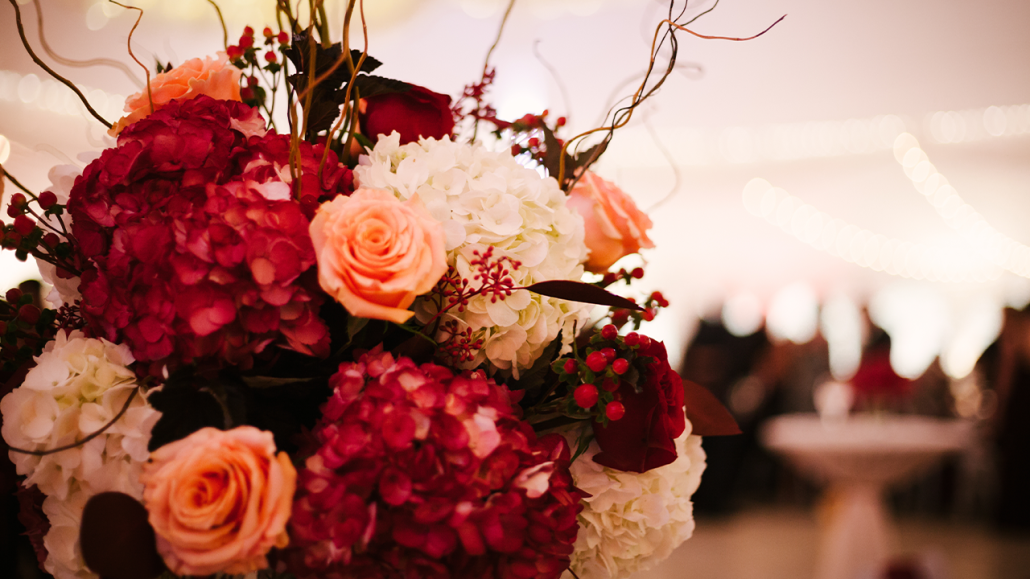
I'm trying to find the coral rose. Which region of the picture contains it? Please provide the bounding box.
[309,188,448,324]
[110,53,242,136]
[140,426,297,576]
[566,172,655,273]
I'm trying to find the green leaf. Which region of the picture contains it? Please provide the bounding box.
[347,315,370,342]
[350,75,411,100]
[508,332,563,405]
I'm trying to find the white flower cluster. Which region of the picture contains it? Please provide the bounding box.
[34,164,83,307]
[0,330,159,579]
[355,133,590,375]
[566,427,706,579]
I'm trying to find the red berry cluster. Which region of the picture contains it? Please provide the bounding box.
[508,110,567,163]
[600,266,645,287]
[607,290,669,331]
[2,190,79,278]
[551,324,654,425]
[226,26,289,108]
[0,287,59,381]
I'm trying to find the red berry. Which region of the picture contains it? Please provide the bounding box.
[37,191,58,210]
[574,384,599,409]
[5,288,22,303]
[243,26,255,36]
[585,351,608,373]
[612,358,629,375]
[624,332,640,346]
[637,335,652,348]
[7,193,26,217]
[601,347,616,362]
[556,116,567,126]
[642,310,655,322]
[651,291,668,307]
[277,31,289,44]
[563,358,578,374]
[602,273,617,285]
[240,35,255,49]
[601,324,617,340]
[18,304,40,325]
[248,75,259,87]
[601,377,619,392]
[265,51,277,63]
[606,401,626,421]
[528,137,539,147]
[263,26,274,37]
[226,45,241,60]
[13,215,35,236]
[541,109,549,117]
[42,233,59,247]
[3,231,21,246]
[631,267,644,279]
[240,87,254,101]
[511,144,521,156]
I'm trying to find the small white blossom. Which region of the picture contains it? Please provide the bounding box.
[34,164,82,307]
[355,134,590,375]
[565,426,706,579]
[0,330,159,579]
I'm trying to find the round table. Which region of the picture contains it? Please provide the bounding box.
[761,414,972,579]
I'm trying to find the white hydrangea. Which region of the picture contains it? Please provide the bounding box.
[355,133,590,376]
[0,330,159,579]
[565,426,706,579]
[34,164,82,307]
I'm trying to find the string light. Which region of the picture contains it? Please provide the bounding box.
[742,178,1001,283]
[893,132,1030,278]
[0,69,125,124]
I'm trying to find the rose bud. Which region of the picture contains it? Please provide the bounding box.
[574,384,599,409]
[359,84,454,145]
[277,31,289,44]
[566,172,655,273]
[5,288,22,303]
[592,339,685,473]
[18,304,41,324]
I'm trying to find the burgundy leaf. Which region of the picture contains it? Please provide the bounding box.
[683,379,741,436]
[523,280,643,311]
[80,492,165,579]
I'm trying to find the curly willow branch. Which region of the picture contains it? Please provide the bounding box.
[6,0,112,128]
[108,1,153,116]
[32,0,144,89]
[206,0,229,49]
[556,9,786,186]
[6,389,139,457]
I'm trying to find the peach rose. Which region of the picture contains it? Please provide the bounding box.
[566,171,655,273]
[309,188,448,324]
[109,53,242,136]
[140,426,296,576]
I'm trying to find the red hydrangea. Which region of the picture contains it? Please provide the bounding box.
[288,348,583,579]
[67,95,352,371]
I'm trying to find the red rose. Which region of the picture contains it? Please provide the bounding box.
[591,339,686,473]
[360,84,454,145]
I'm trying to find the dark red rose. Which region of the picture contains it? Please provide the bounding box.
[360,85,455,145]
[591,339,686,473]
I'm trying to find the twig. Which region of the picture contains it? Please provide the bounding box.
[205,0,228,49]
[471,0,516,141]
[7,389,139,457]
[31,0,144,89]
[6,0,112,128]
[108,1,153,116]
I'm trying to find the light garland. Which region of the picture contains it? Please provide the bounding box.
[0,69,125,124]
[893,132,1030,279]
[742,178,1001,283]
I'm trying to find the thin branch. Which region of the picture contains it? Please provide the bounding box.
[666,14,786,42]
[32,0,144,89]
[0,166,37,199]
[7,389,139,457]
[532,40,571,121]
[108,1,153,116]
[472,0,516,142]
[205,0,228,49]
[6,0,112,129]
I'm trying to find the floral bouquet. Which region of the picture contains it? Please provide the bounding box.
[0,1,773,578]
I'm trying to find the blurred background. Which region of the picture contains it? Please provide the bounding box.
[1,0,1029,577]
